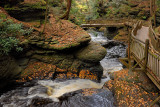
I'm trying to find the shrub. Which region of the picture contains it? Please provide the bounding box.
[0,19,33,55]
[0,19,33,37]
[0,37,23,55]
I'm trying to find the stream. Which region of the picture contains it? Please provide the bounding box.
[88,29,126,77]
[0,30,126,107]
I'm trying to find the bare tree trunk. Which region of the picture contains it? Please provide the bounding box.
[150,0,153,16]
[41,0,49,34]
[60,0,72,20]
[153,0,156,27]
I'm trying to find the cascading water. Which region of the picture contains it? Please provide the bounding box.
[88,29,126,76]
[0,29,126,107]
[0,78,114,107]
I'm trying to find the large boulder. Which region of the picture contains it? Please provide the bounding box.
[29,15,91,51]
[75,42,107,63]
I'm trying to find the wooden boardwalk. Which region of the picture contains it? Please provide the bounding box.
[82,19,160,104]
[120,21,160,90]
[136,26,149,43]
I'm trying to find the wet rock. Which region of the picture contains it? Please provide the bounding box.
[0,84,115,107]
[30,97,53,107]
[102,40,125,49]
[57,89,114,107]
[75,42,107,63]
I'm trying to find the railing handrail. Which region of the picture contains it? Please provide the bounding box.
[148,20,160,54]
[149,25,160,40]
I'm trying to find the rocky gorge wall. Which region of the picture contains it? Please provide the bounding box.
[0,5,107,92]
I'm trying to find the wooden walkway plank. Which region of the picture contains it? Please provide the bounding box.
[80,23,125,27]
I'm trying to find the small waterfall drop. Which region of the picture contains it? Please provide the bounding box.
[88,29,126,76]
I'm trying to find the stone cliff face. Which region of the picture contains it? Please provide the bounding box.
[0,6,106,91]
[1,0,46,22]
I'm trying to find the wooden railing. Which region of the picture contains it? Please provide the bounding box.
[119,19,160,106]
[149,25,160,52]
[129,21,160,89]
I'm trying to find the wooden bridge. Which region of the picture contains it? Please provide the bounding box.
[80,19,135,28]
[81,23,125,27]
[120,20,160,91]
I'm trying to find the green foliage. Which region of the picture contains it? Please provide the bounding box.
[157,0,160,7]
[0,37,23,55]
[0,19,33,55]
[0,19,33,37]
[85,0,100,20]
[0,13,7,19]
[69,1,86,25]
[105,8,112,17]
[142,16,147,20]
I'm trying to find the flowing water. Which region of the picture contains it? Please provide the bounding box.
[88,30,126,77]
[0,29,126,107]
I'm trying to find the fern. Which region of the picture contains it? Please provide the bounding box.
[0,37,23,55]
[0,19,33,55]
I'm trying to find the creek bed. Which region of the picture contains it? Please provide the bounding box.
[88,29,127,77]
[0,29,126,107]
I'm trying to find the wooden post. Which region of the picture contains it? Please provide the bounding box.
[144,39,149,72]
[128,29,131,68]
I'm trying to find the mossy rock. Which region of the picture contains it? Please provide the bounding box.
[75,42,107,63]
